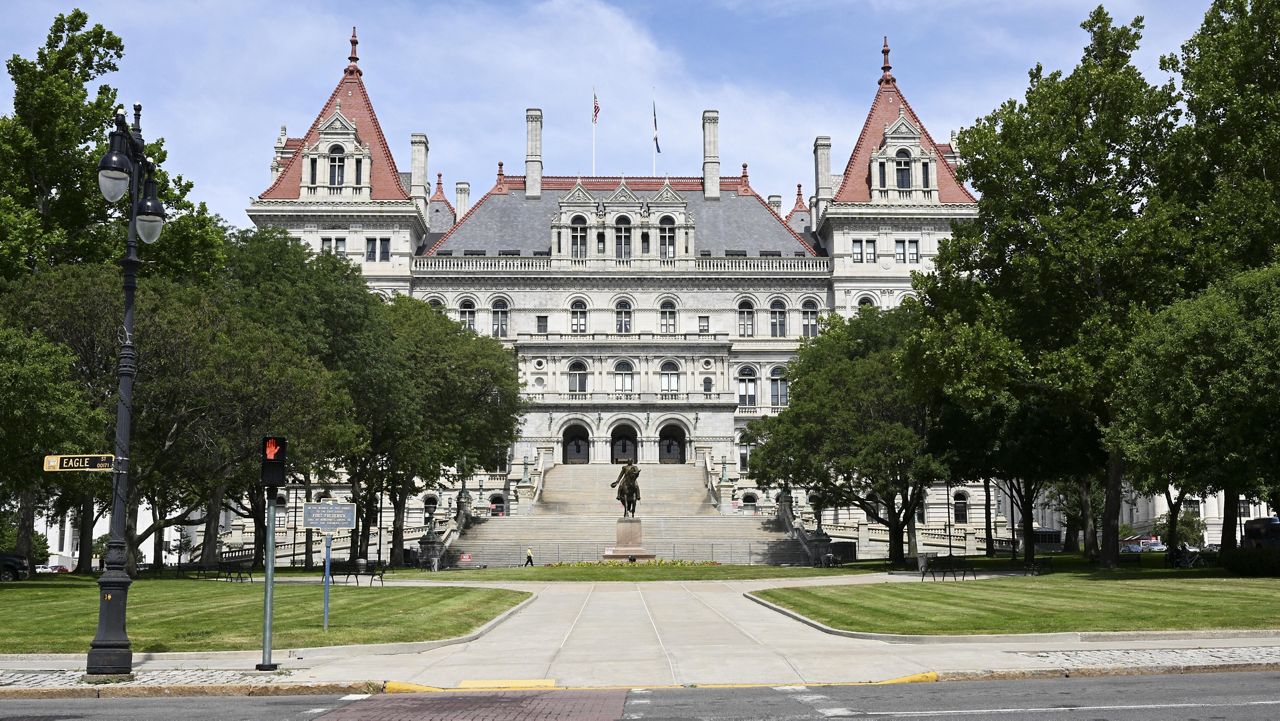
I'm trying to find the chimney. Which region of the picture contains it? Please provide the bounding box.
[411,133,429,216]
[455,181,471,216]
[702,110,720,200]
[813,136,832,222]
[525,108,543,199]
[768,195,782,215]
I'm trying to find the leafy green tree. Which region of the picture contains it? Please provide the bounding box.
[918,8,1191,566]
[1153,510,1208,547]
[746,306,943,565]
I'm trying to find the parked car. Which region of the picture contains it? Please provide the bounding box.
[34,564,53,574]
[1120,544,1144,553]
[1143,543,1168,552]
[0,553,29,581]
[1203,543,1221,553]
[49,565,71,573]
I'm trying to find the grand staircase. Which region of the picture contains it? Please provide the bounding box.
[449,463,808,566]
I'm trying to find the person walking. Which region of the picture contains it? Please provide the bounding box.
[524,547,534,567]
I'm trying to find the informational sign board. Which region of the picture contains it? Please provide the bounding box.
[303,502,356,533]
[43,454,113,472]
[459,553,473,563]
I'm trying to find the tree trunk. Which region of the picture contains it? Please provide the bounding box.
[304,473,314,569]
[390,480,408,567]
[983,478,995,557]
[199,484,225,567]
[250,487,266,569]
[125,497,140,577]
[1100,450,1124,568]
[906,514,918,558]
[1062,513,1080,554]
[16,489,36,573]
[1019,490,1037,564]
[358,493,376,561]
[75,497,95,573]
[1163,488,1183,549]
[886,519,906,565]
[1220,489,1239,552]
[1079,477,1098,560]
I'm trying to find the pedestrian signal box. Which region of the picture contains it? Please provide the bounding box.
[260,436,287,486]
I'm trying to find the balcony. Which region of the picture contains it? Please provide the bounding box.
[734,405,788,418]
[523,391,735,405]
[412,256,831,275]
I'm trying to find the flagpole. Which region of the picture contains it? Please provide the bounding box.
[592,88,597,177]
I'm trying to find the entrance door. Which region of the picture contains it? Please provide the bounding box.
[658,424,686,464]
[563,425,590,464]
[611,425,638,464]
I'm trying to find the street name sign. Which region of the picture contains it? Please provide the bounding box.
[43,454,114,472]
[303,502,357,533]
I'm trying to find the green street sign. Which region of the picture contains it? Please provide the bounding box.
[43,454,114,472]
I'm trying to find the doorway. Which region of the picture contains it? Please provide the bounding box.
[658,424,687,464]
[563,425,590,464]
[611,425,638,464]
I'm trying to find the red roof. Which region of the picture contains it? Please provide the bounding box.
[258,31,408,201]
[832,40,975,204]
[429,172,455,212]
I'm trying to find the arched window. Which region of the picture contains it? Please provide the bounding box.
[659,216,676,259]
[703,377,713,393]
[769,366,788,406]
[570,215,588,258]
[615,300,632,333]
[660,361,680,393]
[491,299,509,338]
[458,299,476,331]
[328,144,345,186]
[570,300,588,334]
[953,491,970,525]
[895,149,911,189]
[614,360,634,392]
[659,300,677,334]
[614,216,632,259]
[801,299,819,338]
[568,361,588,393]
[858,296,876,308]
[737,300,755,337]
[769,299,787,337]
[737,366,757,406]
[427,298,444,309]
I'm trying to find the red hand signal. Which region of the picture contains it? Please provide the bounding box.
[265,438,280,460]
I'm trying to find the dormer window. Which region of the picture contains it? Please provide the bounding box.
[328,145,345,186]
[570,215,588,258]
[895,149,911,189]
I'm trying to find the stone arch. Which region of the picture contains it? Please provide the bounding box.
[562,423,591,464]
[610,422,639,464]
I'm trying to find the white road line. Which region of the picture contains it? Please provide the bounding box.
[794,694,830,703]
[541,584,596,677]
[861,699,1280,717]
[817,709,855,718]
[303,709,328,715]
[680,581,809,682]
[775,685,809,692]
[637,586,680,685]
[338,694,369,701]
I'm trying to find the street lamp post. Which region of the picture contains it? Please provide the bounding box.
[86,104,166,678]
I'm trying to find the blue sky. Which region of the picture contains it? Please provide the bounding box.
[2,1,1210,227]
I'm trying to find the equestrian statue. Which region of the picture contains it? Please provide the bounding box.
[610,461,641,518]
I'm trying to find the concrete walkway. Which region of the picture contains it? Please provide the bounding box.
[4,573,1279,691]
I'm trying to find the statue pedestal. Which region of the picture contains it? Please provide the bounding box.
[603,518,655,561]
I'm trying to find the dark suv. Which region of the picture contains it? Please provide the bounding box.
[0,553,29,581]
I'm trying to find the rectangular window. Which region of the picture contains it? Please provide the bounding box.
[738,310,754,337]
[878,162,886,188]
[850,240,862,263]
[571,310,587,334]
[309,158,317,185]
[335,237,346,254]
[641,233,650,255]
[865,240,876,263]
[698,316,710,334]
[355,158,363,186]
[660,310,676,334]
[895,240,906,264]
[597,233,605,254]
[770,378,789,406]
[321,237,332,254]
[922,161,930,188]
[908,240,919,264]
[536,315,548,333]
[366,238,377,262]
[379,238,390,262]
[770,310,786,338]
[492,311,508,338]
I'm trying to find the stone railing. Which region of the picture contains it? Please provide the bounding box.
[413,256,831,275]
[524,391,734,404]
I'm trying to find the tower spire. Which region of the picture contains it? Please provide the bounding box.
[345,27,362,76]
[879,35,895,85]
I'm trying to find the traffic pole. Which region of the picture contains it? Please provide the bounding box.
[322,534,333,631]
[256,497,278,671]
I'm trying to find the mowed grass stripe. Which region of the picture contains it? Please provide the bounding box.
[0,576,528,653]
[757,573,1280,635]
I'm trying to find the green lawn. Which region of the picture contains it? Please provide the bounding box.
[755,567,1280,635]
[0,575,528,654]
[386,563,877,582]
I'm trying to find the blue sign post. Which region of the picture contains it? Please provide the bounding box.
[303,502,356,631]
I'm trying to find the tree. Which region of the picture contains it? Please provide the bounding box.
[0,327,101,571]
[918,8,1191,567]
[1153,510,1208,547]
[746,306,943,565]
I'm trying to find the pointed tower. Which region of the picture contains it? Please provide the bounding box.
[247,28,426,297]
[816,37,977,316]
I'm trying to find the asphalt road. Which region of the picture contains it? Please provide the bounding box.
[2,672,1277,720]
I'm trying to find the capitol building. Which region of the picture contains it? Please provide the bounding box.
[240,32,1267,559]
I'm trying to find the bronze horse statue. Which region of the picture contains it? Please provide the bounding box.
[610,462,641,518]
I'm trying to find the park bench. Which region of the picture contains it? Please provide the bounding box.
[917,554,975,581]
[1023,557,1054,575]
[218,561,254,582]
[324,560,386,586]
[1117,553,1143,566]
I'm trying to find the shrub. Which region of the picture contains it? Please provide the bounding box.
[1219,548,1280,577]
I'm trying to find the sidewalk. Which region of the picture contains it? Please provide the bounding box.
[3,573,1278,696]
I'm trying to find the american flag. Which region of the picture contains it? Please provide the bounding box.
[593,92,600,125]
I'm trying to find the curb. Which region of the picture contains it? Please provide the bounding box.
[0,681,382,700]
[743,592,1280,645]
[937,661,1280,682]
